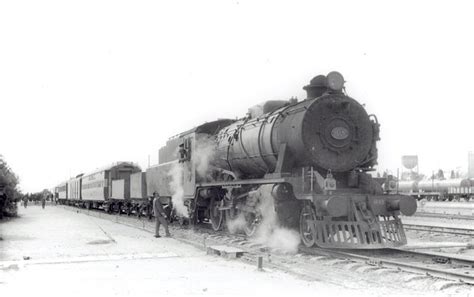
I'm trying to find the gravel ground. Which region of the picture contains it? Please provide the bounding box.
[0,206,363,297]
[1,205,471,296]
[402,215,474,258]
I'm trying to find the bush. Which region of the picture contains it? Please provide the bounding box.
[0,155,20,218]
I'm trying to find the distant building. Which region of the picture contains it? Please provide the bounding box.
[469,152,474,178]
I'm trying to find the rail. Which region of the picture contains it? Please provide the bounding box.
[61,205,474,286]
[404,223,474,236]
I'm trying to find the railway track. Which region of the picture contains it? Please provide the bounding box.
[410,212,474,221]
[403,223,474,236]
[61,205,474,288]
[305,247,474,285]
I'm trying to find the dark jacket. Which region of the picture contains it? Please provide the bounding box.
[153,197,166,217]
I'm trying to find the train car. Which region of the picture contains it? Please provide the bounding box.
[152,72,417,249]
[66,175,82,205]
[399,178,473,201]
[130,172,147,199]
[396,180,419,193]
[129,172,151,217]
[55,181,68,203]
[80,162,141,211]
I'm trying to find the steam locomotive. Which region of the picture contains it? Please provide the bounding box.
[55,72,417,249]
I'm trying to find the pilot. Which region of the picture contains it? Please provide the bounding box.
[153,192,171,238]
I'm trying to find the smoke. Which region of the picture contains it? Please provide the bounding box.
[252,190,300,253]
[225,186,301,253]
[194,136,216,180]
[226,213,246,234]
[167,162,188,218]
[166,136,216,218]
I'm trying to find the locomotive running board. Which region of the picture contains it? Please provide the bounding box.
[198,177,286,188]
[312,217,407,249]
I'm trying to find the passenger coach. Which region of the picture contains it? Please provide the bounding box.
[56,162,143,212]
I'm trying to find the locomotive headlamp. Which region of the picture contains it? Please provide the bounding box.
[326,71,345,91]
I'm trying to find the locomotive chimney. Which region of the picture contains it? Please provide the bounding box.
[303,75,327,99]
[304,71,345,99]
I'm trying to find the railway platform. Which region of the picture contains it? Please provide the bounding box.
[1,205,350,297]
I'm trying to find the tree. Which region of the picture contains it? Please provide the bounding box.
[0,155,20,217]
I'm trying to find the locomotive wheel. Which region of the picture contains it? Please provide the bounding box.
[244,213,258,237]
[209,197,224,231]
[299,203,317,247]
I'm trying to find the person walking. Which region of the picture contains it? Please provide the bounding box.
[41,196,46,209]
[152,192,170,238]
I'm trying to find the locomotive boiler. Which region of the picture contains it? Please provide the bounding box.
[155,71,417,249]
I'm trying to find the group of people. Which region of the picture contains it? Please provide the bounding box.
[22,195,47,209]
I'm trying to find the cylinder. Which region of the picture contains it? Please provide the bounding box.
[318,196,348,217]
[271,183,293,201]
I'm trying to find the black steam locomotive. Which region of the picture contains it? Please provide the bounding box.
[55,72,417,249]
[150,72,417,249]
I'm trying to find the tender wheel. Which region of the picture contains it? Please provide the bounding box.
[209,197,224,231]
[299,203,317,247]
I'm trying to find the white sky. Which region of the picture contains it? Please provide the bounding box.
[1,0,473,192]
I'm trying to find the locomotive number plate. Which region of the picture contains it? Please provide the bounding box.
[331,127,349,140]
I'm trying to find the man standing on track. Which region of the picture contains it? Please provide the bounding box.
[153,192,170,238]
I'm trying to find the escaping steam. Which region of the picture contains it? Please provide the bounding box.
[167,136,217,218]
[194,136,216,180]
[226,213,246,234]
[252,190,300,253]
[167,162,188,218]
[225,186,301,253]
